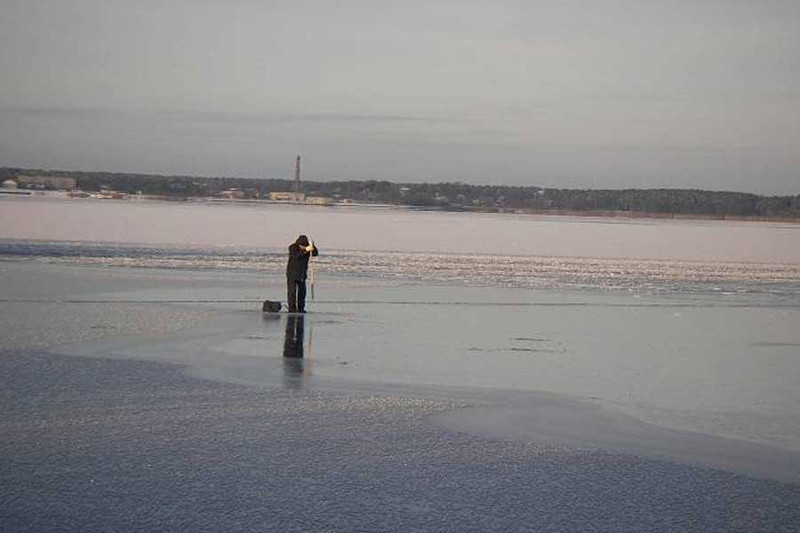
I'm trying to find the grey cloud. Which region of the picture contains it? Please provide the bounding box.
[1,107,462,126]
[1,1,799,194]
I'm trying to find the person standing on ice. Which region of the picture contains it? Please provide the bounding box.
[286,234,318,313]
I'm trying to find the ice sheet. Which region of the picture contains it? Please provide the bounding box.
[7,262,798,481]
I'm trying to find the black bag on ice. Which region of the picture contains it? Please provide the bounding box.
[262,300,282,313]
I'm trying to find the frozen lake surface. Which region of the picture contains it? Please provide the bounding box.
[2,198,799,453]
[3,195,800,262]
[2,258,799,481]
[2,197,799,529]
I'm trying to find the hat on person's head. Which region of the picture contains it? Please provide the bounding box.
[296,235,309,246]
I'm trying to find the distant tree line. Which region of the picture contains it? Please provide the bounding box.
[3,167,798,220]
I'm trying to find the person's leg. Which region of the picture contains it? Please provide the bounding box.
[287,279,297,312]
[297,280,307,312]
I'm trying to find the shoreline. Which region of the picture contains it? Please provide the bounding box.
[4,191,800,224]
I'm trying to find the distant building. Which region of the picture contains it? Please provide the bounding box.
[220,188,245,199]
[305,196,331,206]
[2,179,18,189]
[269,192,305,202]
[90,188,127,199]
[17,175,76,190]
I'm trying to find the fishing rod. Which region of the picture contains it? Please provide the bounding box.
[309,239,316,301]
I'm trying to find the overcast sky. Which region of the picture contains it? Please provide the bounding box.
[1,0,798,194]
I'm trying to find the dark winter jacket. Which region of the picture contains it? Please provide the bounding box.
[286,235,319,281]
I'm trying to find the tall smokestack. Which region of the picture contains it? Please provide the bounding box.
[294,155,301,201]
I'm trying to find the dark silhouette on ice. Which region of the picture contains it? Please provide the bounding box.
[282,315,307,385]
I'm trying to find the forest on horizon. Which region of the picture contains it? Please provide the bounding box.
[2,166,799,220]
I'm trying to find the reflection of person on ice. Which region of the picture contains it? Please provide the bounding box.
[283,314,305,359]
[286,234,318,313]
